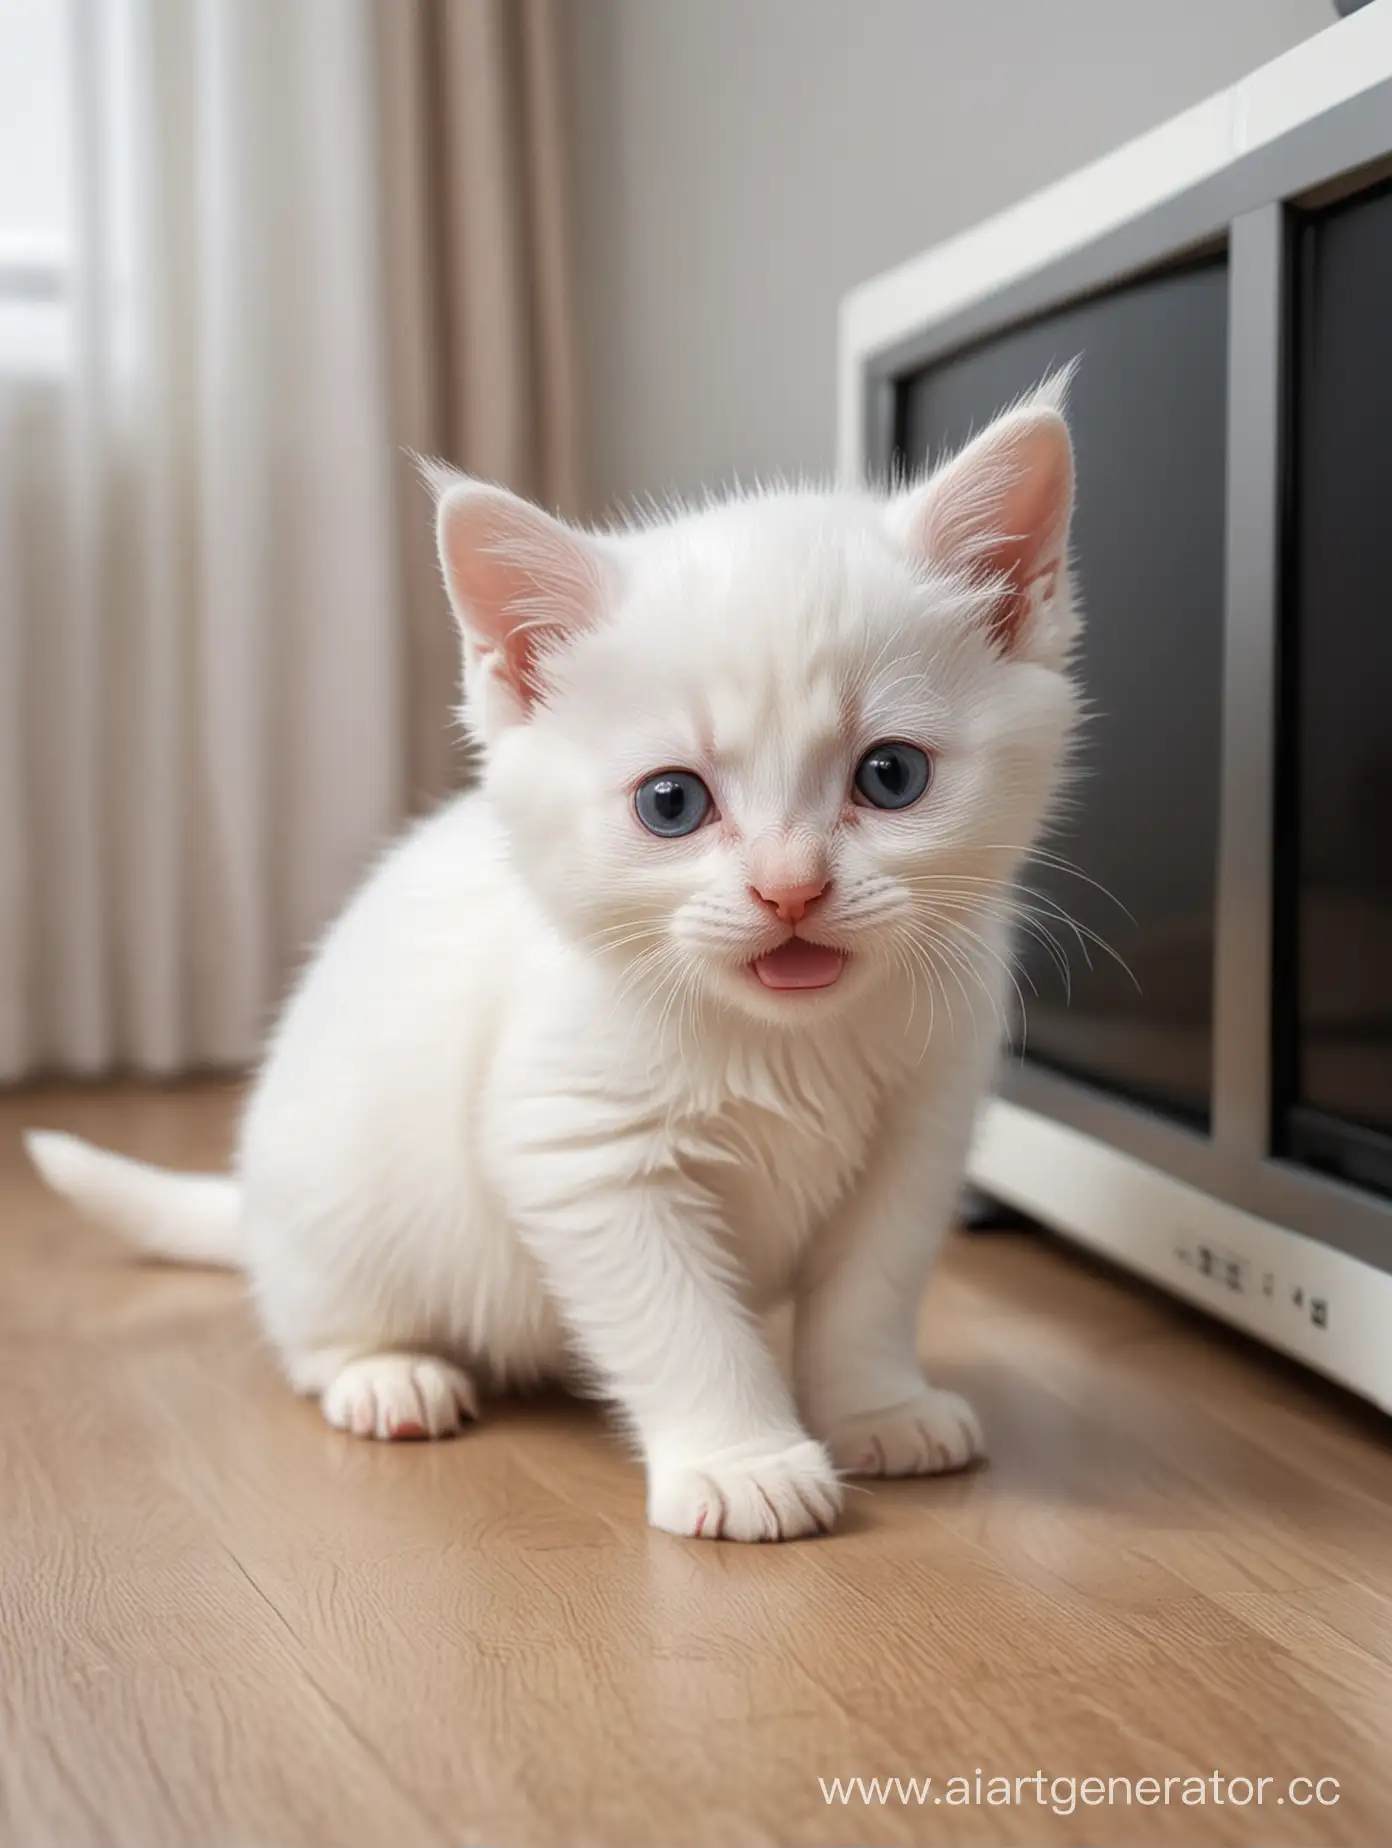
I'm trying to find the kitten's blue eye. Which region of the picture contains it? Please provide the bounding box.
[634,770,712,837]
[854,742,932,811]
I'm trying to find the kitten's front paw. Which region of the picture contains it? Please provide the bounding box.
[321,1353,478,1441]
[824,1388,985,1477]
[648,1437,842,1542]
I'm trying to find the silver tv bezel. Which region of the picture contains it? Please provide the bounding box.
[839,14,1392,1411]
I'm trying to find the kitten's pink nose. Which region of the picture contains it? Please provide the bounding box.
[751,877,829,924]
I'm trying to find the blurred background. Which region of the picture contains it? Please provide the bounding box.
[0,0,1335,1087]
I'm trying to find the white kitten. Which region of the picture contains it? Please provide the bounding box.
[27,383,1080,1543]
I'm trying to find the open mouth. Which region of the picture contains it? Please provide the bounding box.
[750,939,848,992]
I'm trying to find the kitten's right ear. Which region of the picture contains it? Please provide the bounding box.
[430,469,618,734]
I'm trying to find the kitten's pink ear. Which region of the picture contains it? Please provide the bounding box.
[889,384,1075,660]
[433,472,616,728]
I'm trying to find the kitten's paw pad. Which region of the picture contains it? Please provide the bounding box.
[827,1390,985,1477]
[321,1354,478,1441]
[648,1438,842,1542]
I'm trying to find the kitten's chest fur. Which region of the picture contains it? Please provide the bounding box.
[674,1029,886,1308]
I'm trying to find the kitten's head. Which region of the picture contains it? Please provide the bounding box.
[433,382,1081,1030]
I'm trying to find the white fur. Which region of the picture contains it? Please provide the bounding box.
[28,388,1080,1542]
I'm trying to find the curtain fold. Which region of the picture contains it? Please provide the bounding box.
[375,0,585,807]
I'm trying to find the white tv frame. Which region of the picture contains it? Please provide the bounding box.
[839,5,1392,1414]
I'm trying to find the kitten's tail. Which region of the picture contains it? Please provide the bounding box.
[23,1130,242,1268]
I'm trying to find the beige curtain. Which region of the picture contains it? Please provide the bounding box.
[0,0,403,1081]
[375,0,585,806]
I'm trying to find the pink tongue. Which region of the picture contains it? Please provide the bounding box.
[752,940,847,991]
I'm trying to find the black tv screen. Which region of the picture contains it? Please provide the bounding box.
[1281,182,1392,1199]
[896,259,1229,1126]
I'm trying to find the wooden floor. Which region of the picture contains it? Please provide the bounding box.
[2,1085,1390,1848]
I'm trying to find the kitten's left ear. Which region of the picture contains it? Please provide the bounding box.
[431,469,619,736]
[888,380,1075,662]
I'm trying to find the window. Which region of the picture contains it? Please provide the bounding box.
[0,0,73,374]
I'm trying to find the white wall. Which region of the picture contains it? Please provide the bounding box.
[572,0,1334,514]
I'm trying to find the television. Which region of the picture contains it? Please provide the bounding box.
[840,7,1392,1413]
